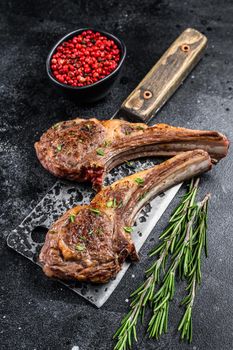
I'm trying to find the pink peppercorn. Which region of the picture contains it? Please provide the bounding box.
[50,30,121,87]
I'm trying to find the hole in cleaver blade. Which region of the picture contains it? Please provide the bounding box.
[31,226,48,244]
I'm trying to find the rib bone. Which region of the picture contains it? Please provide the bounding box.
[35,118,229,188]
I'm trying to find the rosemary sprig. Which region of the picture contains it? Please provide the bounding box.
[178,193,210,343]
[147,203,198,339]
[113,179,199,350]
[149,178,199,261]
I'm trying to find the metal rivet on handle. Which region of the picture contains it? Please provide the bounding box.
[143,90,153,99]
[180,44,190,52]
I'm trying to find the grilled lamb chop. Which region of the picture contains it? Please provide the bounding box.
[39,150,212,284]
[35,118,229,188]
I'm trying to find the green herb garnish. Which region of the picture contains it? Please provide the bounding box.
[57,144,62,152]
[75,243,86,252]
[106,198,122,209]
[90,208,101,215]
[134,177,144,186]
[138,191,148,201]
[136,125,145,131]
[106,200,113,208]
[103,140,111,147]
[52,122,61,129]
[88,230,94,235]
[96,148,105,156]
[124,129,132,135]
[96,228,103,235]
[79,236,87,241]
[123,226,133,234]
[69,214,76,223]
[117,200,123,209]
[126,161,134,167]
[69,131,76,136]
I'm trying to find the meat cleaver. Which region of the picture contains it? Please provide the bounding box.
[7,28,207,307]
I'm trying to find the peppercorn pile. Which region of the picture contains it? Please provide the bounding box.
[50,30,121,87]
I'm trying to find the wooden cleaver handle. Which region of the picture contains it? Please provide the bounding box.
[119,28,207,123]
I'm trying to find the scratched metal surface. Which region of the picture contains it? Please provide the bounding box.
[7,159,181,307]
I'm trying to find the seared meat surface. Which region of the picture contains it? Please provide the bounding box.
[35,118,229,188]
[39,150,212,284]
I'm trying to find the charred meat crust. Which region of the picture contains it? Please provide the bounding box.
[35,118,229,188]
[39,150,212,284]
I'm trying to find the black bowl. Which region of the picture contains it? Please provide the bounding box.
[46,28,126,103]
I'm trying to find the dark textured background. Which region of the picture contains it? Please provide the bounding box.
[1,0,233,349]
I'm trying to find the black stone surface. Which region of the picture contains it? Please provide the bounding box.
[0,0,233,349]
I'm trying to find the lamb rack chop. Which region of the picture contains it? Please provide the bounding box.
[39,150,212,284]
[35,118,229,188]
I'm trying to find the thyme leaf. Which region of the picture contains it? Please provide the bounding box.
[103,140,111,147]
[96,228,103,235]
[96,148,105,156]
[79,236,87,241]
[135,177,144,186]
[136,125,145,131]
[124,226,133,234]
[138,191,148,201]
[106,200,113,208]
[75,243,86,252]
[113,198,117,208]
[52,122,61,129]
[117,199,123,209]
[90,208,101,215]
[69,214,76,223]
[106,198,123,209]
[124,129,132,135]
[126,161,134,167]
